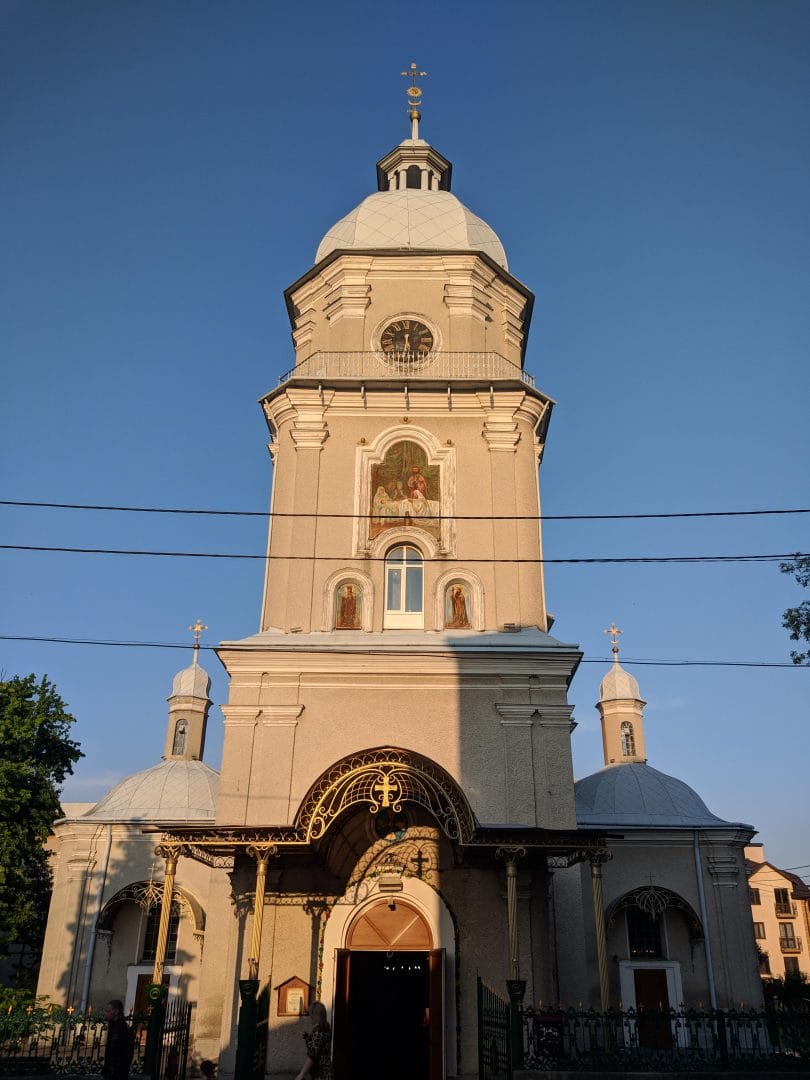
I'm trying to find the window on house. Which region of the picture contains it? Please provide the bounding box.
[753,922,766,940]
[172,720,188,756]
[384,545,424,629]
[141,902,180,963]
[775,887,793,915]
[627,905,663,959]
[749,887,761,905]
[759,952,771,975]
[778,923,797,949]
[784,957,800,975]
[620,721,636,757]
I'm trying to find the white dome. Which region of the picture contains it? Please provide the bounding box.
[171,661,211,699]
[315,189,508,269]
[575,763,741,828]
[600,660,642,702]
[84,759,218,822]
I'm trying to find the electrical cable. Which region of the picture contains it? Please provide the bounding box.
[0,634,803,668]
[1,544,805,564]
[1,499,808,522]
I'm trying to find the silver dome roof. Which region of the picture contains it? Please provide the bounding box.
[83,759,218,822]
[575,762,747,829]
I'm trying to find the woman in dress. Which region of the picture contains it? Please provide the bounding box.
[295,1000,332,1080]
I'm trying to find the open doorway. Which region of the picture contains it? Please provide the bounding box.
[332,899,444,1079]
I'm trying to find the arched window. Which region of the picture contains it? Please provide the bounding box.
[384,545,423,628]
[626,904,663,959]
[141,902,180,963]
[621,721,636,757]
[406,165,421,189]
[172,720,188,756]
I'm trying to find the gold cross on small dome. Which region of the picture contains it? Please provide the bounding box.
[188,618,208,646]
[603,622,624,655]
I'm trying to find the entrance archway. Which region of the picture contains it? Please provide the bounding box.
[333,899,443,1080]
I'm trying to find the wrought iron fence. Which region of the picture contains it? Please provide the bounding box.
[522,1004,810,1072]
[278,350,536,388]
[477,978,512,1080]
[0,1000,190,1079]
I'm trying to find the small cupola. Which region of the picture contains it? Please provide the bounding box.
[164,619,212,762]
[597,623,647,766]
[375,63,452,192]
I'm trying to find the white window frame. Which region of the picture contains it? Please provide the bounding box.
[384,545,424,629]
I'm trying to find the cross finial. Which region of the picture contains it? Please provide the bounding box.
[400,61,427,139]
[188,618,207,659]
[603,622,623,659]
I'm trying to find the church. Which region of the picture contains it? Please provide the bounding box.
[37,81,763,1079]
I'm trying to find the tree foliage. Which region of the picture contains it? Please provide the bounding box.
[0,675,83,980]
[780,555,810,665]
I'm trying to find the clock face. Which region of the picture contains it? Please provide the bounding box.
[380,319,434,359]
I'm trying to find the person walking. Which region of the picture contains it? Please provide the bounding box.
[102,1000,134,1080]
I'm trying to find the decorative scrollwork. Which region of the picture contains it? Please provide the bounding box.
[607,885,703,936]
[296,747,477,844]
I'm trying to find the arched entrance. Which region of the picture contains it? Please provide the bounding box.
[333,899,443,1080]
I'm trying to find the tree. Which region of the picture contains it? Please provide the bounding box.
[0,675,83,984]
[780,555,810,665]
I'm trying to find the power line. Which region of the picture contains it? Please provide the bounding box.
[1,544,805,564]
[2,499,808,523]
[0,634,802,668]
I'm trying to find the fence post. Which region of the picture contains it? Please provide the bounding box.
[234,977,260,1080]
[507,979,526,1073]
[143,983,167,1080]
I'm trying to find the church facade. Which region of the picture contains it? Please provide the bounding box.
[38,100,763,1079]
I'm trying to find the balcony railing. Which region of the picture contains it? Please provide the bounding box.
[278,350,536,388]
[775,901,797,917]
[780,936,802,953]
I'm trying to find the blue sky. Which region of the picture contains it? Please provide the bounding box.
[2,1,808,876]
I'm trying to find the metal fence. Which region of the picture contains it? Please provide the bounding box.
[522,1004,810,1072]
[0,1000,190,1079]
[279,350,536,388]
[477,978,512,1080]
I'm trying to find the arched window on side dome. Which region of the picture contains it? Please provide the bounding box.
[620,721,636,757]
[385,545,423,629]
[406,165,421,189]
[172,720,188,756]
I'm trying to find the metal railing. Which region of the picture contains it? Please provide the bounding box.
[278,350,536,387]
[776,901,798,917]
[522,1005,810,1071]
[0,1000,190,1078]
[780,936,802,953]
[477,978,512,1080]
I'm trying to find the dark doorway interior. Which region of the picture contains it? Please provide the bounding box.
[346,951,430,1080]
[633,968,672,1049]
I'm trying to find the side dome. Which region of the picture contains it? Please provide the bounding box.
[575,763,743,828]
[315,190,508,270]
[83,759,219,822]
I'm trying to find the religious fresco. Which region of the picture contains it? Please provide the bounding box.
[369,441,440,540]
[445,582,471,629]
[334,582,362,629]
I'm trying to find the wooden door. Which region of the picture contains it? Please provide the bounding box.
[428,948,445,1080]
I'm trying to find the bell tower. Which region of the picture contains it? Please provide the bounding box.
[216,73,580,834]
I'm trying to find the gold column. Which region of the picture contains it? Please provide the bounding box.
[496,847,526,980]
[246,845,277,979]
[590,854,611,1010]
[152,844,182,985]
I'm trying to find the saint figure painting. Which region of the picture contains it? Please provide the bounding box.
[369,441,440,541]
[445,582,471,629]
[335,583,362,629]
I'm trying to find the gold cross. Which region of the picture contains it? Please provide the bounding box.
[374,774,399,808]
[188,619,208,646]
[603,622,623,655]
[401,61,427,101]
